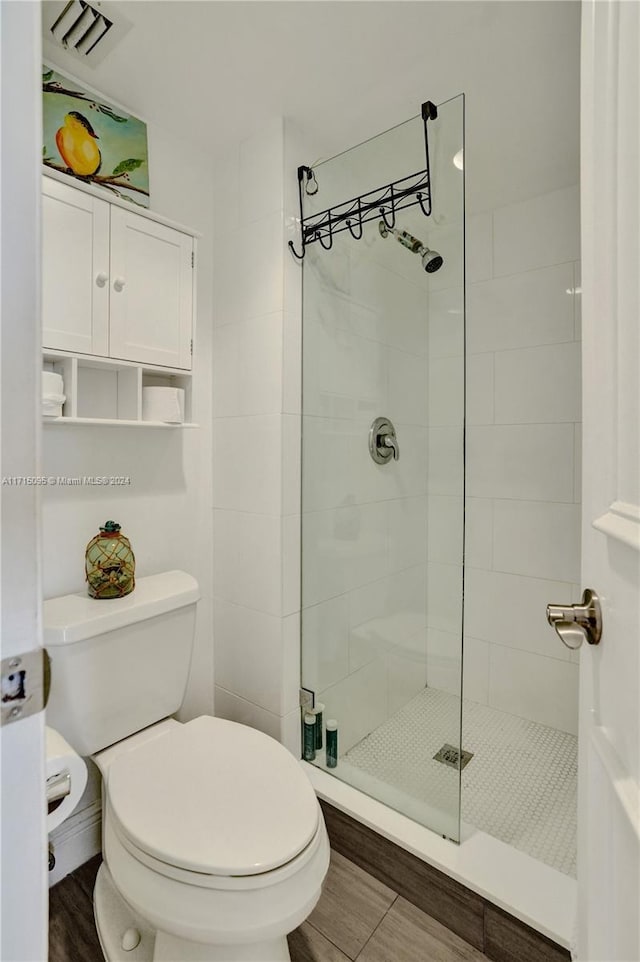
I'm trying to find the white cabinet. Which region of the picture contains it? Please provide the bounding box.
[42,177,110,356]
[42,177,194,371]
[109,208,193,369]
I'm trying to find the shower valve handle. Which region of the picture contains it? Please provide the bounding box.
[546,588,602,649]
[369,417,399,464]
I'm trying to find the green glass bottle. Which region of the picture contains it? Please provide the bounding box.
[85,520,135,599]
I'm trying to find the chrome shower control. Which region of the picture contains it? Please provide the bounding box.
[369,417,399,464]
[546,588,603,649]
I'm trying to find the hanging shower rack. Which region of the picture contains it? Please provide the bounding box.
[289,101,438,260]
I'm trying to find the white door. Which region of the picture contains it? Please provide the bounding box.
[109,208,193,370]
[42,177,110,356]
[577,2,640,959]
[0,3,48,961]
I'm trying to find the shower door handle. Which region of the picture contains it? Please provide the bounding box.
[546,588,602,649]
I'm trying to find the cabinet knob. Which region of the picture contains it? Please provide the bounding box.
[113,276,126,292]
[95,272,109,288]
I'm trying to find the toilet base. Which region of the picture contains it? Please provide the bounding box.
[94,863,291,962]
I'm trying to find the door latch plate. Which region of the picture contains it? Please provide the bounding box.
[1,649,50,726]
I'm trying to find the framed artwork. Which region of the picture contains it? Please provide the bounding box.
[42,63,150,207]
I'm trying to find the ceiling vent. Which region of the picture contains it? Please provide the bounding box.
[44,0,132,66]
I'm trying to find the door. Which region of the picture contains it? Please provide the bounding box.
[1,3,48,960]
[42,177,110,356]
[109,207,193,369]
[577,2,640,959]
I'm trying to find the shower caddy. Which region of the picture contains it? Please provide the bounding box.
[289,101,438,260]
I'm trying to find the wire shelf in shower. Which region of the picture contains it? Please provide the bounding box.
[289,100,438,260]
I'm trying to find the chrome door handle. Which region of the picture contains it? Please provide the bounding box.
[546,588,602,649]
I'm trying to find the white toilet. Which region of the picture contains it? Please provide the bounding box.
[44,570,330,962]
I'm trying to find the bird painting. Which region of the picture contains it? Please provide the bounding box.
[43,65,150,206]
[55,111,102,178]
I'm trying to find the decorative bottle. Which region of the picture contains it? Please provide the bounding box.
[85,520,135,599]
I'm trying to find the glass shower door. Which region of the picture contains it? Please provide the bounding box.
[300,96,465,841]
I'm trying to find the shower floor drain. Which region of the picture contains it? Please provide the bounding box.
[433,743,474,770]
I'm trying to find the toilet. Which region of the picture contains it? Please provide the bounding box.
[44,570,330,962]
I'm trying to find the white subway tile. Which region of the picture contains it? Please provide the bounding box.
[466,211,493,283]
[283,310,302,415]
[318,658,388,753]
[493,342,581,424]
[464,567,573,660]
[282,513,300,616]
[462,636,489,705]
[214,686,282,740]
[302,502,388,606]
[426,627,462,695]
[388,640,428,716]
[388,497,428,571]
[304,321,387,419]
[466,353,494,425]
[280,708,303,757]
[493,185,580,277]
[466,424,575,501]
[427,495,464,565]
[493,499,581,583]
[428,427,464,496]
[239,119,284,225]
[388,349,428,426]
[301,595,349,692]
[212,416,281,514]
[282,415,301,516]
[213,510,282,616]
[573,262,582,340]
[178,595,214,720]
[464,498,493,570]
[214,600,291,715]
[348,566,427,672]
[428,356,464,426]
[574,424,582,504]
[467,263,575,354]
[428,287,464,359]
[212,313,283,417]
[488,646,579,734]
[302,417,357,511]
[426,563,464,635]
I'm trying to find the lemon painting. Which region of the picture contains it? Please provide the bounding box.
[43,64,149,207]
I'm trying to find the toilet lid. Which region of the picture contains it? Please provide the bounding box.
[107,716,319,877]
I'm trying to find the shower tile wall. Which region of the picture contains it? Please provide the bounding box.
[211,118,303,753]
[427,184,582,735]
[302,216,436,753]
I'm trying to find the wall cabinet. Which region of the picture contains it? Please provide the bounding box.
[42,177,194,371]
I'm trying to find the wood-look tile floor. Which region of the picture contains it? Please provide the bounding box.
[49,850,490,962]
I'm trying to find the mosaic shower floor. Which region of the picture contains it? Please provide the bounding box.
[344,687,577,876]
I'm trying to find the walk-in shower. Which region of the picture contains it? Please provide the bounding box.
[297,92,579,893]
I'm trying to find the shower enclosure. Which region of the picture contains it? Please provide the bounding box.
[300,96,466,842]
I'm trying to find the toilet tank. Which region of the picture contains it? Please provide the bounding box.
[44,571,199,756]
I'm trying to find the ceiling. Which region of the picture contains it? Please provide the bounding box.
[42,1,581,211]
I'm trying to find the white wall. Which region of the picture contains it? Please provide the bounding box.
[41,119,215,719]
[42,100,215,876]
[427,185,582,735]
[210,119,303,754]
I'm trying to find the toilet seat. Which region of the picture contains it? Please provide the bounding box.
[106,716,319,878]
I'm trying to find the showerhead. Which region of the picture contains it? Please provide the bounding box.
[378,220,444,274]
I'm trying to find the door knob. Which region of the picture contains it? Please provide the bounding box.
[546,588,602,649]
[113,276,126,292]
[95,272,109,288]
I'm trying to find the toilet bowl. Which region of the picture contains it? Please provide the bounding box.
[43,572,330,962]
[93,716,330,961]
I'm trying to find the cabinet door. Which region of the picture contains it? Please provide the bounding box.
[109,208,193,370]
[42,178,110,356]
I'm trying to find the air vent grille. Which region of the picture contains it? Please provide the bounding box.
[44,0,131,66]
